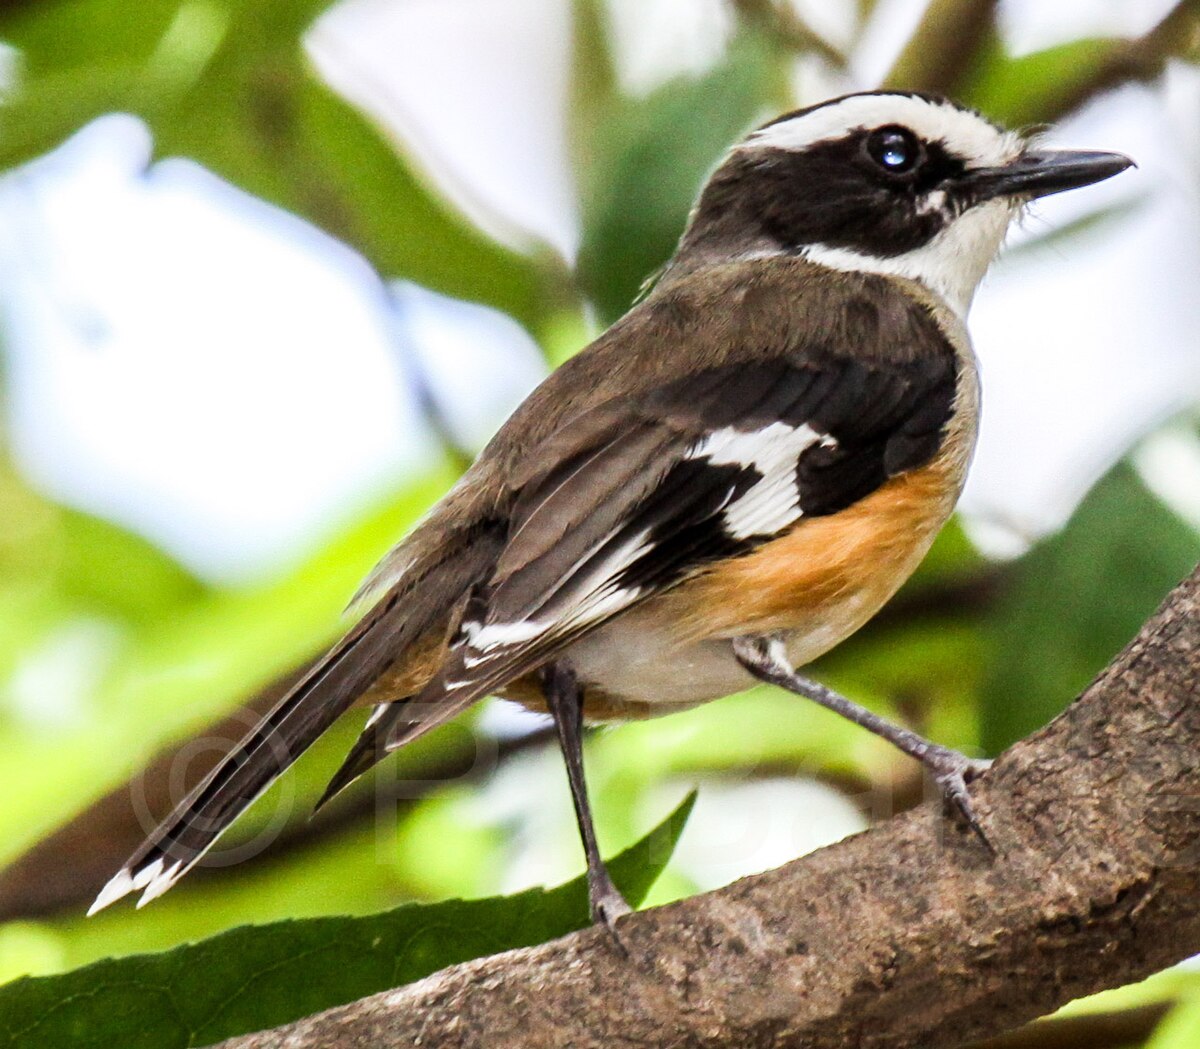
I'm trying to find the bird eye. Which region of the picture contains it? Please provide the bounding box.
[866,126,921,174]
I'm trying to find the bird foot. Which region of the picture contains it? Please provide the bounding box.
[589,872,632,950]
[923,747,994,852]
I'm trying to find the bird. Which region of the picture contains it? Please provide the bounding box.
[89,91,1132,927]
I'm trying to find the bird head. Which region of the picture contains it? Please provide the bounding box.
[676,91,1133,315]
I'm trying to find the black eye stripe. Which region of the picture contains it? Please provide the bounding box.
[685,120,974,260]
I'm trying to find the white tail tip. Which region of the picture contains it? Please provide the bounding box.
[87,868,136,916]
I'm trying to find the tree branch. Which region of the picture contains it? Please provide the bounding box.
[216,565,1200,1049]
[883,0,1000,96]
[1039,0,1200,125]
[732,0,848,69]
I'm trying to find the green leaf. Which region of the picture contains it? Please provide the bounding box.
[575,33,774,322]
[959,34,1119,127]
[1148,995,1200,1049]
[980,461,1200,753]
[899,515,985,590]
[1055,965,1200,1020]
[0,792,694,1049]
[0,467,457,868]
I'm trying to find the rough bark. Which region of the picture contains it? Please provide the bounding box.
[219,566,1200,1049]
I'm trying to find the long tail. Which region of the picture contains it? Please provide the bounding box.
[312,685,478,812]
[312,701,407,812]
[89,600,401,915]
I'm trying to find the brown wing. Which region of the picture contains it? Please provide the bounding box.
[379,349,957,755]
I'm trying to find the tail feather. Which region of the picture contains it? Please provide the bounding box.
[312,701,404,812]
[312,682,479,813]
[89,602,399,915]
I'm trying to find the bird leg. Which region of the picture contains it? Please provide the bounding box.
[541,662,632,929]
[732,635,993,849]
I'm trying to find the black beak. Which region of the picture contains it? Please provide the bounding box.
[965,149,1134,202]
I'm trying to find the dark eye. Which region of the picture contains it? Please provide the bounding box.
[866,126,922,174]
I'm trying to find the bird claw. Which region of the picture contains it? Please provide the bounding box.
[925,748,995,852]
[591,878,631,921]
[589,874,632,952]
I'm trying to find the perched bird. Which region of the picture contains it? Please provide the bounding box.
[90,91,1131,926]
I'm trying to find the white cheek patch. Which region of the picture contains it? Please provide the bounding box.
[732,94,1024,316]
[688,421,835,540]
[746,93,1022,169]
[803,197,1017,318]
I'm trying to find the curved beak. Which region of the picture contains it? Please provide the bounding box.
[965,149,1135,202]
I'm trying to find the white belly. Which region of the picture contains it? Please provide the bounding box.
[563,601,876,715]
[564,610,753,712]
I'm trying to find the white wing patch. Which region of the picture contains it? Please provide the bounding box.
[688,422,834,540]
[458,529,654,674]
[451,423,836,680]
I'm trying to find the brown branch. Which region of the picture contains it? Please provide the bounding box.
[732,0,848,68]
[883,0,1001,96]
[217,565,1200,1049]
[1036,0,1200,124]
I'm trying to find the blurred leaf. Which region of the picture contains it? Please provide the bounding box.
[0,466,458,867]
[0,792,694,1049]
[0,924,64,985]
[882,0,999,98]
[43,509,206,627]
[1148,995,1200,1049]
[576,33,775,321]
[596,684,898,788]
[901,515,985,589]
[980,461,1199,753]
[960,35,1118,127]
[0,461,201,599]
[0,0,559,330]
[391,785,508,901]
[819,620,986,752]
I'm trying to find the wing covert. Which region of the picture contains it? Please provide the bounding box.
[397,348,958,731]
